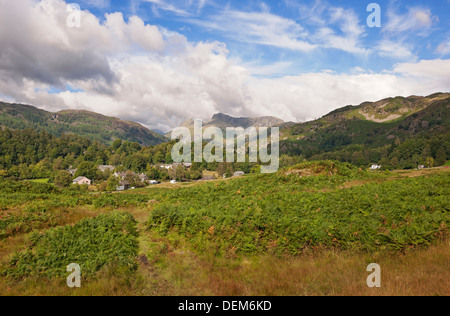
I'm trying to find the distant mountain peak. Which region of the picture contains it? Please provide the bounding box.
[165,113,285,138]
[210,112,284,128]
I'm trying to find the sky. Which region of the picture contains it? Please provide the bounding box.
[0,0,449,132]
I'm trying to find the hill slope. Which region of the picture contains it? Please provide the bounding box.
[0,102,167,146]
[280,92,450,156]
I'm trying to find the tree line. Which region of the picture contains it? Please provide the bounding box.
[0,127,448,188]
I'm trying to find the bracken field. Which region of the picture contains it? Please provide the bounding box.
[0,161,448,296]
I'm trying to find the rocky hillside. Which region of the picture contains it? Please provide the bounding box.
[280,92,450,155]
[209,113,285,129]
[166,113,284,138]
[0,102,167,146]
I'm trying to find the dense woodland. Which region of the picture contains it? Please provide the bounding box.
[0,124,448,189]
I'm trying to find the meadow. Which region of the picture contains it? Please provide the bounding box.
[0,161,448,296]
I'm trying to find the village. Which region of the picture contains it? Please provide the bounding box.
[68,161,434,192]
[69,162,247,192]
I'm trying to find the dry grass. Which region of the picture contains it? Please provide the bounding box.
[0,204,448,296]
[147,238,449,296]
[390,166,450,178]
[0,265,141,296]
[1,223,448,296]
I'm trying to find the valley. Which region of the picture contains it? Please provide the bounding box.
[0,163,448,295]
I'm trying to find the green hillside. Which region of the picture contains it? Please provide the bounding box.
[280,93,450,158]
[0,102,167,146]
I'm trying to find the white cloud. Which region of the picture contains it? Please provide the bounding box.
[144,0,190,16]
[392,59,450,82]
[281,1,368,55]
[374,5,438,62]
[436,40,450,56]
[318,7,367,54]
[0,0,449,133]
[241,61,294,77]
[190,4,369,55]
[80,0,110,9]
[188,10,317,52]
[143,0,209,17]
[384,7,438,35]
[197,0,207,14]
[376,40,416,60]
[243,63,450,123]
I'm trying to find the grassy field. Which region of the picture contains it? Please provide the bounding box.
[0,163,448,296]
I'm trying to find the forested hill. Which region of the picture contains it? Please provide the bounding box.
[0,102,167,146]
[279,93,450,168]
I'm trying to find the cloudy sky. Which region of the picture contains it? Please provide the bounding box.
[0,0,449,132]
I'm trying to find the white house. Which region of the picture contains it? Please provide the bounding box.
[138,173,149,183]
[98,165,115,172]
[370,165,381,170]
[73,176,91,185]
[117,180,130,191]
[114,171,127,179]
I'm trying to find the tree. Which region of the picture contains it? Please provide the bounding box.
[124,170,141,187]
[390,157,399,169]
[64,153,75,168]
[352,151,366,166]
[165,145,173,164]
[426,157,434,168]
[216,162,228,177]
[147,167,160,180]
[422,144,432,162]
[169,165,187,181]
[75,161,97,180]
[54,171,72,188]
[112,138,122,151]
[153,151,165,164]
[412,154,421,168]
[106,176,119,191]
[435,146,447,166]
[52,157,65,173]
[97,181,107,192]
[0,169,7,179]
[224,168,233,178]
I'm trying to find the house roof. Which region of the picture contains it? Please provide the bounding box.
[73,176,90,182]
[98,165,114,171]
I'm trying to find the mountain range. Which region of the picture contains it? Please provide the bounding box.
[1,92,449,154]
[0,102,167,146]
